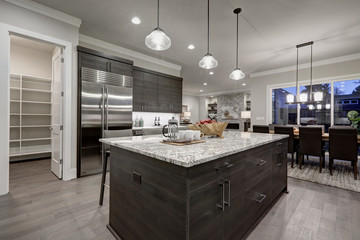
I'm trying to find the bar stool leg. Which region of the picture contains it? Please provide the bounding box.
[329,158,333,176]
[99,153,109,206]
[319,156,322,173]
[291,153,294,168]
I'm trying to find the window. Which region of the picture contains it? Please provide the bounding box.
[272,87,297,124]
[299,83,331,131]
[334,79,360,125]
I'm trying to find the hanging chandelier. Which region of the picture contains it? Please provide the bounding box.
[199,0,218,69]
[229,8,245,80]
[145,0,171,51]
[286,41,323,104]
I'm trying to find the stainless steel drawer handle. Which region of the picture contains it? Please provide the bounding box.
[224,179,231,207]
[215,162,234,171]
[277,163,283,167]
[276,142,283,146]
[256,194,267,203]
[257,160,266,166]
[217,182,225,211]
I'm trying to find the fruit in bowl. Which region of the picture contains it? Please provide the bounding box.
[188,119,228,138]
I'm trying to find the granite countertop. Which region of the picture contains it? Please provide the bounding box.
[100,131,288,168]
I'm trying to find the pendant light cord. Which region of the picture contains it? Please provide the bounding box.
[236,12,239,68]
[310,44,313,101]
[296,48,299,100]
[157,0,160,28]
[207,0,210,54]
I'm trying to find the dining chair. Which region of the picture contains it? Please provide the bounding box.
[298,127,324,173]
[253,125,269,133]
[99,129,133,206]
[269,124,283,131]
[274,126,297,168]
[329,127,358,180]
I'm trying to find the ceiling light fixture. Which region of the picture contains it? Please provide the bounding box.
[229,8,245,80]
[145,0,171,51]
[188,44,195,50]
[199,0,218,69]
[209,71,214,75]
[200,89,204,92]
[203,83,207,86]
[286,41,323,104]
[242,83,246,86]
[131,17,141,24]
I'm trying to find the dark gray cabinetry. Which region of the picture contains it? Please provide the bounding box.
[133,67,183,113]
[108,139,287,240]
[78,46,133,76]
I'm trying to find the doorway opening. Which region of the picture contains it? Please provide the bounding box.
[9,35,64,179]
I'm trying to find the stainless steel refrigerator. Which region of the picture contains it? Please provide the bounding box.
[79,67,133,176]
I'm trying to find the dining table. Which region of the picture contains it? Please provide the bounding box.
[269,130,360,143]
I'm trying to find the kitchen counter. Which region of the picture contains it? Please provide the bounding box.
[104,131,288,240]
[100,131,288,167]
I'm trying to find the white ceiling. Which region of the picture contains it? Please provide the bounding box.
[33,0,360,95]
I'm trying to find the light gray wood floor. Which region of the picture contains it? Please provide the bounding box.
[0,159,359,240]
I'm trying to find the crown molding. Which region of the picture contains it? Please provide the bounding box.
[197,88,251,97]
[4,0,81,28]
[79,34,182,72]
[183,92,200,96]
[250,52,360,78]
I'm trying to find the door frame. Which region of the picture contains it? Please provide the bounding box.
[0,22,75,195]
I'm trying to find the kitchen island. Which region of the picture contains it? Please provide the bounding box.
[100,131,288,240]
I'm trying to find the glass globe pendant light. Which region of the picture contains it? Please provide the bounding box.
[199,0,218,69]
[145,0,171,51]
[229,8,245,80]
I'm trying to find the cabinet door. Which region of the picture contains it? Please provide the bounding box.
[79,52,108,72]
[133,70,144,111]
[189,180,223,240]
[108,60,132,76]
[142,72,159,112]
[158,76,182,113]
[223,168,247,240]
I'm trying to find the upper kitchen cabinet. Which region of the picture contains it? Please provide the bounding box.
[133,67,183,113]
[77,46,133,77]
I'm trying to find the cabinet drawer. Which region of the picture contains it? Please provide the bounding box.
[189,151,246,192]
[245,175,272,230]
[245,144,273,190]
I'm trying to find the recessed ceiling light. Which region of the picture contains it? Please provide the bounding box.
[203,83,207,86]
[131,17,141,24]
[188,44,195,50]
[242,83,246,86]
[200,90,203,92]
[209,72,214,75]
[211,96,214,97]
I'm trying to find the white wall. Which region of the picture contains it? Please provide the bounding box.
[10,43,53,78]
[251,58,360,126]
[0,1,80,195]
[182,94,200,123]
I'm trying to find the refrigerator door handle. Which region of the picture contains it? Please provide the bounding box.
[105,87,109,131]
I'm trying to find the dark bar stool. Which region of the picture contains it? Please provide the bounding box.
[298,127,324,173]
[329,127,358,180]
[253,125,269,133]
[99,129,132,206]
[274,126,297,168]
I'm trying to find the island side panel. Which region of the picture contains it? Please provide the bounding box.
[109,146,188,240]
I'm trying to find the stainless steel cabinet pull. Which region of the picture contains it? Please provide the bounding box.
[105,87,109,130]
[257,160,266,166]
[215,162,234,171]
[277,163,283,167]
[217,182,225,211]
[109,62,112,72]
[256,194,267,203]
[224,179,231,207]
[276,142,283,146]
